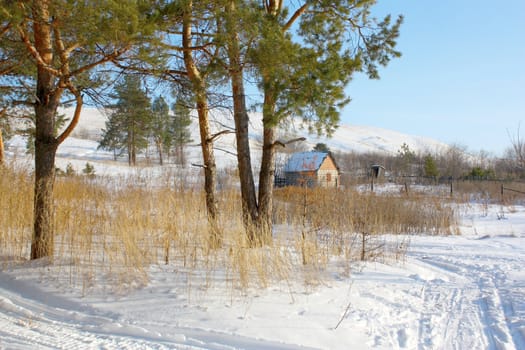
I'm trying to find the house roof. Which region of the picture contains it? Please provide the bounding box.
[284,151,329,172]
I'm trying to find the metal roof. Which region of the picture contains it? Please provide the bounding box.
[284,152,329,172]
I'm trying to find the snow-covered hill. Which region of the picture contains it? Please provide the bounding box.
[6,106,450,173]
[62,106,449,163]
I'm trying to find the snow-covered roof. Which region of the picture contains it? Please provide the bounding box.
[284,151,329,172]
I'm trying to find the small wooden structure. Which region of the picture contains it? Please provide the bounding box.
[283,151,340,188]
[370,164,385,178]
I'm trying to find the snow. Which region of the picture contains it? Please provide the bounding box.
[2,108,524,349]
[1,208,524,349]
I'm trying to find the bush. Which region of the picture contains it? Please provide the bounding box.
[82,162,95,177]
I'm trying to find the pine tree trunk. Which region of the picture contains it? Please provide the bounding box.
[227,1,259,245]
[179,144,186,167]
[182,2,220,247]
[156,139,164,166]
[32,129,58,259]
[257,84,283,245]
[0,127,4,166]
[257,122,277,245]
[31,73,60,260]
[196,100,220,242]
[231,68,258,236]
[128,136,132,166]
[30,1,61,260]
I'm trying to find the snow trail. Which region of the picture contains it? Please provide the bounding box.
[410,234,525,350]
[1,206,524,349]
[0,271,313,350]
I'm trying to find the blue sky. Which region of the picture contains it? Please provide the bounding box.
[341,0,525,156]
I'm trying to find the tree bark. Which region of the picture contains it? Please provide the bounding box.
[156,139,164,166]
[231,66,258,235]
[182,1,220,246]
[32,120,59,259]
[0,108,5,166]
[227,1,259,244]
[30,1,61,259]
[0,127,4,166]
[257,90,278,245]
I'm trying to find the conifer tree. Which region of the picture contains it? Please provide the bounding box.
[313,143,330,153]
[168,0,222,245]
[151,96,170,165]
[221,1,403,244]
[100,75,152,166]
[423,154,439,179]
[0,0,160,259]
[171,98,193,166]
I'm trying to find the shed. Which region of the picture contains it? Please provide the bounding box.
[370,164,385,178]
[283,151,340,188]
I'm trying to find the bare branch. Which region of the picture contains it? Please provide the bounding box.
[56,83,82,145]
[191,163,207,168]
[214,146,237,157]
[0,22,11,37]
[70,45,131,77]
[208,129,235,142]
[17,25,61,76]
[283,3,309,32]
[271,136,306,149]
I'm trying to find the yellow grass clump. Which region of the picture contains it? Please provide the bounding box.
[1,164,461,294]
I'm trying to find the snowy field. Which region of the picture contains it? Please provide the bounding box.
[2,108,524,349]
[0,203,524,350]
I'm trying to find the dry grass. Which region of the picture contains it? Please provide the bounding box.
[451,180,525,205]
[274,186,456,235]
[1,164,461,294]
[0,166,33,260]
[273,186,455,269]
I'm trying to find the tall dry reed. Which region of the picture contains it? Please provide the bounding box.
[2,164,459,294]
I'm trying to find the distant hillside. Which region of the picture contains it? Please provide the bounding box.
[68,106,449,153]
[6,107,451,172]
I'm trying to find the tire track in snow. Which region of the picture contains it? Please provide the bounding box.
[412,248,523,350]
[0,272,314,350]
[416,278,486,350]
[0,289,200,350]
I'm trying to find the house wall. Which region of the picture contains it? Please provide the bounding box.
[285,170,317,187]
[283,155,340,188]
[319,155,337,171]
[317,157,340,188]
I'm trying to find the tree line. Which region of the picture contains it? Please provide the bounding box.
[336,141,525,186]
[0,0,402,259]
[98,75,193,166]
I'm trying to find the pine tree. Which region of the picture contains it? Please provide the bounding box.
[397,143,416,176]
[134,0,222,244]
[98,110,126,161]
[100,75,152,166]
[171,98,193,166]
[151,96,170,165]
[218,1,403,244]
[423,154,439,179]
[0,1,161,259]
[313,143,330,153]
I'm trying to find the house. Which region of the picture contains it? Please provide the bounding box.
[283,151,340,188]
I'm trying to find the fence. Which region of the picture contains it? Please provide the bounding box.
[501,185,525,196]
[351,174,525,203]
